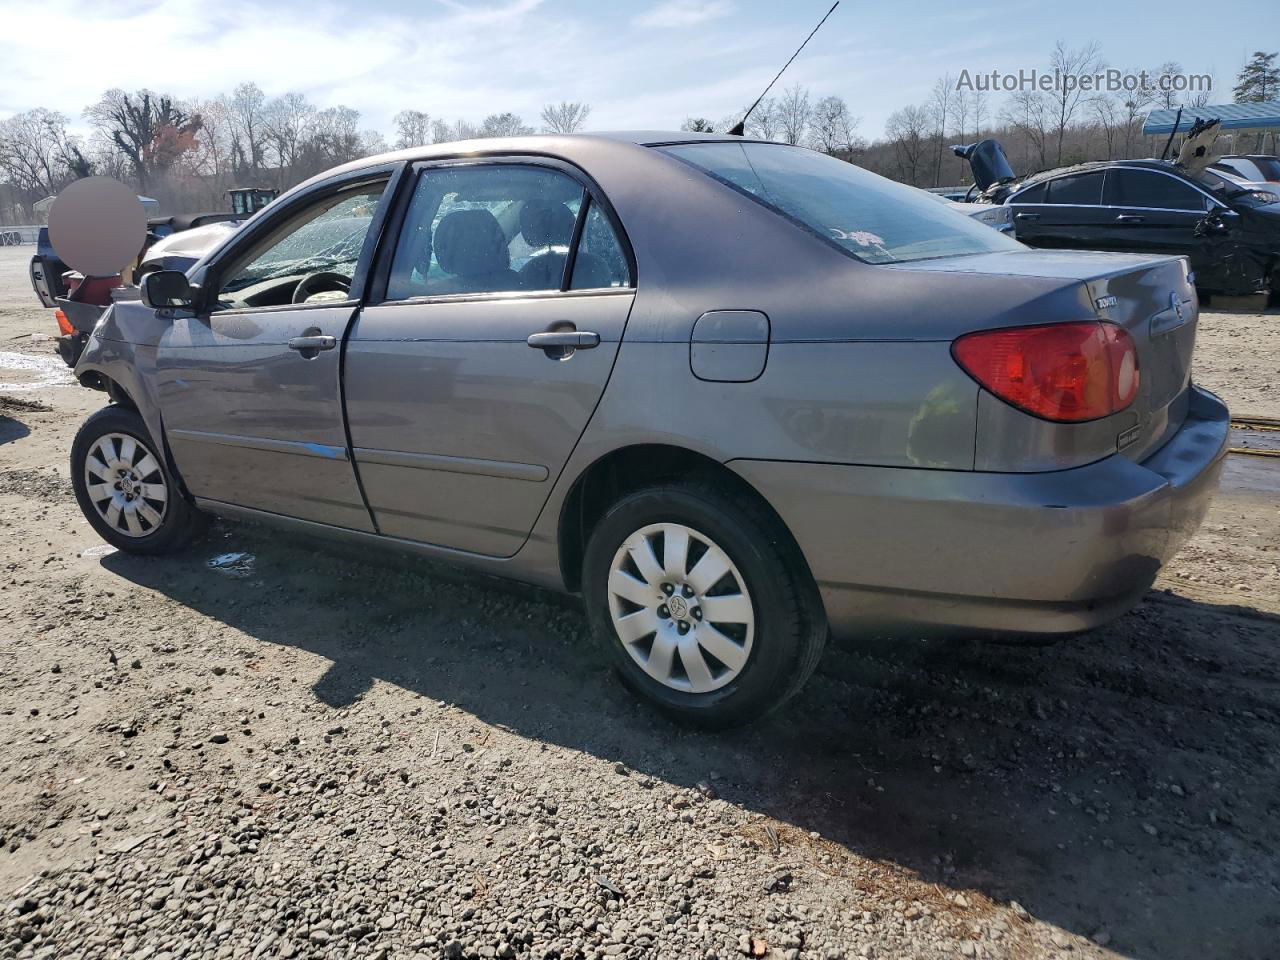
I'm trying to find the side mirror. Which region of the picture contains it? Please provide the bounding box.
[142,270,195,310]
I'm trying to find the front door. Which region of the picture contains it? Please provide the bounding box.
[157,174,394,530]
[345,160,635,556]
[1097,167,1213,262]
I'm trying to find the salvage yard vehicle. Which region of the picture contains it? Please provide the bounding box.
[1212,155,1280,184]
[955,137,1280,299]
[68,133,1229,726]
[30,187,276,366]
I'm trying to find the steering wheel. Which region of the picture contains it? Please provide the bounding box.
[292,271,351,304]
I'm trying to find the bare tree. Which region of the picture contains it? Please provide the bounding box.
[302,106,363,169]
[744,99,780,140]
[392,109,432,149]
[85,89,201,191]
[479,113,533,137]
[928,74,954,186]
[776,85,812,146]
[227,82,268,176]
[950,87,971,181]
[970,88,989,140]
[885,105,929,184]
[265,93,316,183]
[1152,60,1184,111]
[1119,76,1156,158]
[808,96,861,155]
[1001,89,1051,171]
[1091,93,1121,159]
[361,129,389,156]
[1048,40,1102,165]
[0,110,75,214]
[432,118,480,143]
[540,101,591,134]
[680,118,716,133]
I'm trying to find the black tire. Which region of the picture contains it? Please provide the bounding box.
[582,480,827,728]
[71,405,207,555]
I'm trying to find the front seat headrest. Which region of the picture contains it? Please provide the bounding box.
[434,209,510,277]
[520,201,575,248]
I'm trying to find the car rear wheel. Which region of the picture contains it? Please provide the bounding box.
[71,405,207,555]
[582,480,826,727]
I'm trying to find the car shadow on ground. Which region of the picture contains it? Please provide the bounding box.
[100,520,1280,960]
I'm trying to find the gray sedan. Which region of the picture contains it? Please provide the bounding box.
[70,132,1228,726]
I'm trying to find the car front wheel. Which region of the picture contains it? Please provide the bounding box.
[582,480,826,727]
[71,405,207,554]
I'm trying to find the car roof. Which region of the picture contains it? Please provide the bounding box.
[330,131,762,173]
[283,131,770,202]
[1016,157,1196,189]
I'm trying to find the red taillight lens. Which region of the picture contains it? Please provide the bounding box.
[952,322,1139,422]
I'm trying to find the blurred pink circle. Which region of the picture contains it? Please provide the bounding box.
[48,177,147,277]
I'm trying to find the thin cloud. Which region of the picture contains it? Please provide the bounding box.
[633,0,733,29]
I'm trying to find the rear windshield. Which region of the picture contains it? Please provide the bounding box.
[660,142,1023,265]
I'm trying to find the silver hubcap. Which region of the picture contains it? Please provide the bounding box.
[607,522,755,694]
[83,432,168,538]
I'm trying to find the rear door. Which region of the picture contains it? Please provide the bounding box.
[156,168,398,530]
[344,159,635,556]
[1008,170,1108,249]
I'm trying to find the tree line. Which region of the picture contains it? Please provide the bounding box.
[868,47,1277,189]
[0,84,591,223]
[1,47,1275,223]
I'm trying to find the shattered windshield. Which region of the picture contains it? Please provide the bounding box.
[661,141,1023,265]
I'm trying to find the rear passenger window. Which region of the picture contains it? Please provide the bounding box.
[1104,169,1207,211]
[570,204,630,289]
[386,165,584,300]
[1044,172,1103,205]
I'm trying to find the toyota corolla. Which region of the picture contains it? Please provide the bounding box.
[69,132,1229,726]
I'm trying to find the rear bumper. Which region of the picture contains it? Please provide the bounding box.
[730,386,1229,638]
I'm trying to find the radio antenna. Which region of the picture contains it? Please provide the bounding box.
[727,1,840,137]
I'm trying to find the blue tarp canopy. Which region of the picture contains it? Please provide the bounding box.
[1143,101,1280,135]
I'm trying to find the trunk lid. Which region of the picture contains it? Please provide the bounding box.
[1088,255,1198,461]
[887,249,1198,463]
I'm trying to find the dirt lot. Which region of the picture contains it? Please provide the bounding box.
[1,243,1278,960]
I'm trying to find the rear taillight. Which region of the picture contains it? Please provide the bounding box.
[54,309,73,336]
[952,322,1139,422]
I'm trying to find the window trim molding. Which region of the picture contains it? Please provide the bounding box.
[1009,164,1227,213]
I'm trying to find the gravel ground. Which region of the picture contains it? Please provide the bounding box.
[1,244,1278,960]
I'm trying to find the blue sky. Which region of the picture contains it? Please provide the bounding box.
[0,0,1270,140]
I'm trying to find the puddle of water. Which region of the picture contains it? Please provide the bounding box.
[0,351,75,392]
[80,544,118,559]
[208,552,256,578]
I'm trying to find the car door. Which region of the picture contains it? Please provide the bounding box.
[344,159,635,556]
[1008,171,1107,249]
[1098,167,1215,262]
[1006,179,1052,245]
[156,167,398,531]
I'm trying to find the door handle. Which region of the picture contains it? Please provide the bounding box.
[526,331,601,349]
[1014,212,1040,221]
[1115,214,1145,223]
[288,334,336,352]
